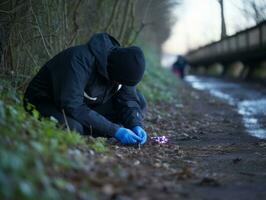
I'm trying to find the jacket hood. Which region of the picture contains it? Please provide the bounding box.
[87,33,120,79]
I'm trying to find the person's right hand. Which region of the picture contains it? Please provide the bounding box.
[114,128,142,145]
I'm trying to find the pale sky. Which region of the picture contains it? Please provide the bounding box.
[163,0,256,55]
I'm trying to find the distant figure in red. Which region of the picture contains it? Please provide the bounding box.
[172,55,187,79]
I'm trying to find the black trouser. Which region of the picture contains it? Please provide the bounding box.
[24,92,146,137]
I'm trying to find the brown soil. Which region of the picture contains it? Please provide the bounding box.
[76,82,266,200]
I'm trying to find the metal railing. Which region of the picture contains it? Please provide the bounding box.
[186,21,266,66]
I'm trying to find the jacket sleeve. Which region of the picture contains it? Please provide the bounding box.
[50,54,120,137]
[114,85,143,128]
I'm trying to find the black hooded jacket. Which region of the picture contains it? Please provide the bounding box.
[24,33,143,136]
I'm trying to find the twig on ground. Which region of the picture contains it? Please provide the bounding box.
[62,109,70,133]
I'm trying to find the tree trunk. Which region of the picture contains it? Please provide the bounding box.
[218,0,227,39]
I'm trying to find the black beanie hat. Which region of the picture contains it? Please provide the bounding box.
[107,46,145,86]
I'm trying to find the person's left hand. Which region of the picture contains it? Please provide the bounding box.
[132,126,147,145]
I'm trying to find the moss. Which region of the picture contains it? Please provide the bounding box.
[88,137,108,153]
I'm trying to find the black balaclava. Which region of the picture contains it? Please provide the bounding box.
[107,46,145,86]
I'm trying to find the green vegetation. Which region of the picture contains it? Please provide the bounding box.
[138,46,180,103]
[88,137,108,153]
[0,86,96,199]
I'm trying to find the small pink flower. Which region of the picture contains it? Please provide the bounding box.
[151,136,168,144]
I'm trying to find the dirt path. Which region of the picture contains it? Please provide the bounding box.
[78,82,266,200]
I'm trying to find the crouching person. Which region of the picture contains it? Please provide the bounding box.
[23,33,147,145]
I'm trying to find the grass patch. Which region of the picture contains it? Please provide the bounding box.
[138,65,179,103]
[88,137,108,153]
[138,46,180,103]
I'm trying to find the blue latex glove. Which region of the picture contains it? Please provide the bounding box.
[132,126,147,145]
[114,128,142,145]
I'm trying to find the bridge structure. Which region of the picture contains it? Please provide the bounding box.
[186,21,266,78]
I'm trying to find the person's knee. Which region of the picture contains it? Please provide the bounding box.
[67,119,84,134]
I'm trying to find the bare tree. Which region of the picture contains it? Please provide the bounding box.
[136,0,181,54]
[239,0,266,24]
[218,0,227,39]
[0,0,182,82]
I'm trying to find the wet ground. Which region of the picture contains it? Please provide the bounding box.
[76,77,266,200]
[185,75,266,139]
